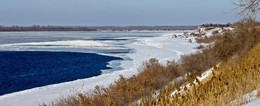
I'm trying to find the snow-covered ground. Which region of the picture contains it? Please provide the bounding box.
[227,89,260,106]
[246,99,260,106]
[193,27,234,37]
[170,65,216,97]
[0,31,198,106]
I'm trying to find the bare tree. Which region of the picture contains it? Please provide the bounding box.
[237,0,260,16]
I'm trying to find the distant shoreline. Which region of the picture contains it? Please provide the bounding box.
[0,25,197,32]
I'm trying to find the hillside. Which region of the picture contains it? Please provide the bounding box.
[141,19,260,106]
[145,42,260,106]
[49,18,260,106]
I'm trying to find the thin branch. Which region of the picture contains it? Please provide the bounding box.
[236,0,260,16]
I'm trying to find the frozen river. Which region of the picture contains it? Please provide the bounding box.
[0,31,198,106]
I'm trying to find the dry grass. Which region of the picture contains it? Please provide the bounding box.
[204,27,215,31]
[144,43,260,106]
[257,90,260,98]
[49,18,260,106]
[50,59,181,106]
[212,30,219,35]
[190,18,260,73]
[195,45,205,49]
[141,18,260,106]
[195,34,220,44]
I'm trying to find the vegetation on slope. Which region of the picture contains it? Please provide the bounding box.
[47,18,260,106]
[48,59,180,106]
[144,40,260,106]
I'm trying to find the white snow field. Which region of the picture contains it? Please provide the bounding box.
[246,99,260,106]
[0,31,198,106]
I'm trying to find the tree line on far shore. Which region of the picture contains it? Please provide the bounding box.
[200,23,232,28]
[0,25,198,32]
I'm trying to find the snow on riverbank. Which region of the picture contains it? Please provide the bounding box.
[0,32,198,106]
[227,89,260,106]
[246,99,260,106]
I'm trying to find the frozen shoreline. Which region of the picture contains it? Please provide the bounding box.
[0,31,198,106]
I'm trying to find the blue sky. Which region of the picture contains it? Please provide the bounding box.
[0,0,241,26]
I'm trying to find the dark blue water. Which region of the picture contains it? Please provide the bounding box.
[0,51,122,95]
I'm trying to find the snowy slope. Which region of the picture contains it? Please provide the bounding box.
[246,99,260,106]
